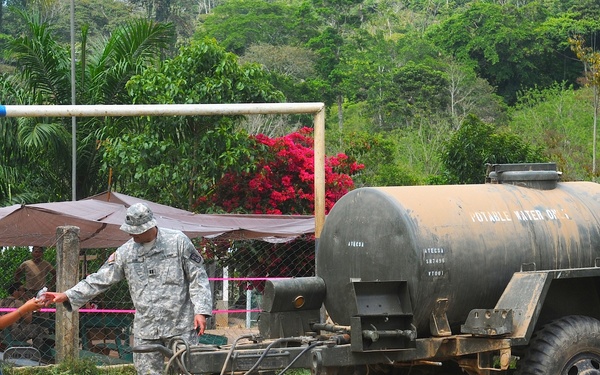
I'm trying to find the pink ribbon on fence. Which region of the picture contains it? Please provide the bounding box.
[1,308,262,314]
[0,277,287,314]
[208,277,289,281]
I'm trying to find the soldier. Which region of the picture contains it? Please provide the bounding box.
[48,203,212,375]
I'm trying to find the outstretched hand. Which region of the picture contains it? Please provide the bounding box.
[44,292,68,304]
[21,297,47,313]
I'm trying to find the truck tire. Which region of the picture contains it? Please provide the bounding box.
[515,315,600,375]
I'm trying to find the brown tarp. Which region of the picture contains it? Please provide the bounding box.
[0,192,315,249]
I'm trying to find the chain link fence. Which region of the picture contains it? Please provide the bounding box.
[0,235,316,364]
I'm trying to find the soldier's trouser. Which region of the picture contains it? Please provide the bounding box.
[133,329,198,375]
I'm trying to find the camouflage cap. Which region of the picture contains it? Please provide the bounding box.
[120,203,157,235]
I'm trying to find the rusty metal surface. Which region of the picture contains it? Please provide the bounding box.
[461,309,513,336]
[430,298,452,337]
[493,271,550,343]
[493,267,600,345]
[315,335,512,367]
[175,335,513,373]
[317,182,600,339]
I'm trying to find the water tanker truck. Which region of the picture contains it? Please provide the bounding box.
[138,163,600,375]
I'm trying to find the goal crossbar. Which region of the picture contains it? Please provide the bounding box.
[0,103,325,117]
[0,102,327,238]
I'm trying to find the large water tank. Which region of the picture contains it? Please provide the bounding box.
[317,168,600,337]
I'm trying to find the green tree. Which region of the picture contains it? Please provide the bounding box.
[306,0,366,130]
[306,26,346,128]
[0,14,174,203]
[393,62,448,125]
[1,0,142,45]
[339,30,397,129]
[197,1,327,121]
[331,129,423,187]
[509,83,593,181]
[425,2,587,104]
[103,38,284,210]
[569,35,600,175]
[568,0,600,18]
[441,114,546,184]
[241,44,316,80]
[340,31,479,131]
[239,43,322,105]
[311,0,364,29]
[442,57,505,128]
[196,0,303,55]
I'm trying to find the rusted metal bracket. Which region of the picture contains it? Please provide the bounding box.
[430,298,452,336]
[458,348,512,374]
[461,309,513,336]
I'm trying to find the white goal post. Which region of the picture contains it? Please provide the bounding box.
[0,102,327,238]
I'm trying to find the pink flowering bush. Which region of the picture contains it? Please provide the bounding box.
[204,127,363,215]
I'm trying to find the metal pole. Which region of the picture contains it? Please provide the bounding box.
[0,102,328,234]
[0,103,325,117]
[245,288,252,328]
[313,107,325,326]
[313,107,326,239]
[6,102,330,353]
[70,0,76,201]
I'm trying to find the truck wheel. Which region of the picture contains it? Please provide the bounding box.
[516,315,600,375]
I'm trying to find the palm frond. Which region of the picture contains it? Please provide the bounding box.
[112,19,175,62]
[86,19,175,104]
[10,10,71,104]
[17,118,70,152]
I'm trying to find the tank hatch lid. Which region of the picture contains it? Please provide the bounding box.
[486,163,561,190]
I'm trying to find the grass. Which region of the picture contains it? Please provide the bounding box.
[1,359,313,375]
[1,358,136,375]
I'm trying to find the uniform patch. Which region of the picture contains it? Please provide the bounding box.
[190,252,203,264]
[107,252,117,264]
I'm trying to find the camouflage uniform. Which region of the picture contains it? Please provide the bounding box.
[64,203,212,375]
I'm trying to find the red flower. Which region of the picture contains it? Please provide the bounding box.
[197,128,364,215]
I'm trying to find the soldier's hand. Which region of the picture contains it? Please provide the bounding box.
[194,314,207,335]
[46,292,68,304]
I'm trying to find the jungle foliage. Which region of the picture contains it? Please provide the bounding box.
[0,0,599,211]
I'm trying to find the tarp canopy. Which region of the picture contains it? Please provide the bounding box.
[0,192,315,249]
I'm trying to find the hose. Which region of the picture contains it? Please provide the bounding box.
[242,337,305,375]
[164,337,192,375]
[220,334,258,375]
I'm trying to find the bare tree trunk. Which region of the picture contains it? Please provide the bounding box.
[337,95,343,131]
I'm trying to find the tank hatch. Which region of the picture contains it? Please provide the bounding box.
[486,163,561,190]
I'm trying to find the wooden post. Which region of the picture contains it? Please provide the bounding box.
[55,226,80,362]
